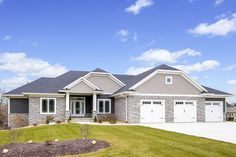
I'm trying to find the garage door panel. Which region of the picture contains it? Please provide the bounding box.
[140,100,165,123]
[205,101,223,122]
[174,100,196,123]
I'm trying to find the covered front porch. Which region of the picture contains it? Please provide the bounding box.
[65,92,114,120]
[65,93,98,119]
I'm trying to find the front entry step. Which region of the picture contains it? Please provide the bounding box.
[71,118,94,123]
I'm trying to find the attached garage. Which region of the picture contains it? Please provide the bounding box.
[174,100,197,122]
[205,101,223,122]
[140,100,165,123]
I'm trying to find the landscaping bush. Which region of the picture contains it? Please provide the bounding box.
[80,124,92,139]
[45,140,53,146]
[56,120,62,124]
[94,116,97,122]
[12,114,28,128]
[46,116,54,124]
[67,115,72,123]
[98,119,102,123]
[8,127,22,144]
[0,104,8,129]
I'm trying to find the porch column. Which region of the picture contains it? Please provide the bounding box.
[65,92,70,121]
[66,92,70,111]
[92,93,97,118]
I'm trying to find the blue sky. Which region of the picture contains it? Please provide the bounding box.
[0,0,236,102]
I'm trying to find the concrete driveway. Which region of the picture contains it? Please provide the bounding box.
[140,122,236,144]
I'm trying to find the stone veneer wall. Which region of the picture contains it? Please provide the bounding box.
[8,113,29,128]
[126,96,205,123]
[29,97,66,125]
[114,97,127,122]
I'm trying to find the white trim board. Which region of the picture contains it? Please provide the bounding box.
[130,93,203,97]
[129,70,207,92]
[64,77,101,90]
[83,72,126,87]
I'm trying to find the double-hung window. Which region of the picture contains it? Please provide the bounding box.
[40,98,56,114]
[98,99,111,114]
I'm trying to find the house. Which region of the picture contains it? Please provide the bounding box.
[226,106,236,121]
[4,64,232,127]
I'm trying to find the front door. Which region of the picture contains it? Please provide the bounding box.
[71,99,85,116]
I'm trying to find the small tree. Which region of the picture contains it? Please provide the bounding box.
[80,124,92,139]
[8,128,22,144]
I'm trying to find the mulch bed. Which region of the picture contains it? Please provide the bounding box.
[0,139,110,157]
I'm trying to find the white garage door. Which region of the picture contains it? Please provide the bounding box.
[205,101,223,122]
[174,100,197,123]
[140,100,165,123]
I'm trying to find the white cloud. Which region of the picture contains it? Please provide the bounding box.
[214,0,224,5]
[125,0,154,15]
[133,32,138,42]
[227,80,236,85]
[0,75,30,89]
[126,66,153,75]
[189,12,236,36]
[0,52,67,77]
[2,35,11,41]
[175,60,220,73]
[223,64,236,71]
[133,48,201,64]
[117,29,129,42]
[116,29,138,42]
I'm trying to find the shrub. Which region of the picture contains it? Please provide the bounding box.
[56,120,62,124]
[8,127,22,144]
[98,119,102,123]
[33,123,38,127]
[46,116,54,124]
[0,105,8,129]
[67,115,72,123]
[45,140,53,146]
[80,124,92,139]
[94,116,97,122]
[12,114,28,128]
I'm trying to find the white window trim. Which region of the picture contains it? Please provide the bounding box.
[97,99,111,114]
[40,98,56,114]
[165,76,173,84]
[70,97,86,116]
[174,100,197,106]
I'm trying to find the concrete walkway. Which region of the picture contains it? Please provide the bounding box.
[140,122,236,144]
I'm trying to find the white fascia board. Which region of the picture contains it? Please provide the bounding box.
[82,78,101,90]
[111,91,138,97]
[3,94,25,98]
[201,93,232,98]
[129,70,207,92]
[84,72,126,87]
[22,93,65,97]
[63,77,100,90]
[130,93,203,97]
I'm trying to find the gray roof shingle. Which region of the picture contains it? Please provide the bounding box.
[6,64,231,96]
[202,85,232,95]
[114,64,180,94]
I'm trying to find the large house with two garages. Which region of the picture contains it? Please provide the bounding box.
[4,64,232,127]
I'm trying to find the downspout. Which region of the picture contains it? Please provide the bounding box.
[121,93,128,123]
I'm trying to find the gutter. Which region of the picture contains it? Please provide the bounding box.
[121,93,128,123]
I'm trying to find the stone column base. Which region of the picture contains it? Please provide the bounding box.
[65,111,71,122]
[92,111,97,119]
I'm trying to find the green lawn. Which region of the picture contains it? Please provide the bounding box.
[0,123,236,157]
